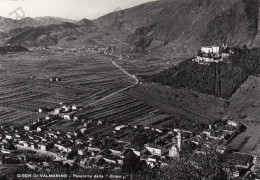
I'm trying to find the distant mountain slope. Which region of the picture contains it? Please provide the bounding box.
[4,16,98,47]
[5,22,82,46]
[34,16,76,24]
[94,0,163,29]
[95,0,259,57]
[77,18,95,27]
[0,32,8,39]
[6,27,32,37]
[0,16,75,33]
[2,0,259,52]
[0,45,29,53]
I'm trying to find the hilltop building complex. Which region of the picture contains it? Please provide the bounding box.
[192,44,233,65]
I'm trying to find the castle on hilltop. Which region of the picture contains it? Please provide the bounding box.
[192,44,233,65]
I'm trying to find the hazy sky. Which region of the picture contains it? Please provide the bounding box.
[0,0,156,20]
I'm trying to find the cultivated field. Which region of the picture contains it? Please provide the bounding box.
[50,92,196,134]
[113,55,184,77]
[124,83,226,125]
[227,76,260,155]
[0,49,212,133]
[0,51,133,126]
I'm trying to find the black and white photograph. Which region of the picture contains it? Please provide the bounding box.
[0,0,259,179]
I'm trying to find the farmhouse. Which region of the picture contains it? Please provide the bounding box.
[72,104,78,110]
[63,114,72,120]
[115,125,127,131]
[39,107,51,113]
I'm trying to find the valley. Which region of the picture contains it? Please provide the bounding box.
[0,0,259,179]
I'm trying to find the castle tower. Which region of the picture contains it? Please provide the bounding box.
[169,131,181,157]
[169,145,178,157]
[177,131,181,151]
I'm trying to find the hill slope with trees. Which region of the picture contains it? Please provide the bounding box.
[146,47,260,99]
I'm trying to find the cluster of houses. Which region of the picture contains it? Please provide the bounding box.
[195,119,255,177]
[192,44,233,65]
[0,103,186,171]
[37,45,117,55]
[49,77,61,82]
[0,101,255,178]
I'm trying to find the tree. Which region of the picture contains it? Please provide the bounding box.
[150,141,242,180]
[67,150,77,160]
[130,133,148,148]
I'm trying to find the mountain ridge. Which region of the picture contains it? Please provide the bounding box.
[0,0,259,57]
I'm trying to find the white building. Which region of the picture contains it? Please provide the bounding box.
[40,144,47,151]
[80,128,87,134]
[64,114,72,120]
[24,125,30,131]
[145,143,162,156]
[72,104,78,110]
[201,46,220,54]
[78,149,85,156]
[169,145,179,157]
[115,125,127,131]
[54,144,72,152]
[62,105,71,112]
[5,135,13,140]
[227,120,238,127]
[37,127,42,132]
[54,108,61,114]
[221,53,230,59]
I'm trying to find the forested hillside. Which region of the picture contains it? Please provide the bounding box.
[146,47,260,99]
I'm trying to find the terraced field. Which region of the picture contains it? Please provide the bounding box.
[227,76,260,155]
[0,50,208,133]
[51,92,194,134]
[124,83,227,125]
[113,55,184,76]
[0,51,134,126]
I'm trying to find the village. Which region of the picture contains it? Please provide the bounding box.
[29,44,117,55]
[0,99,254,178]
